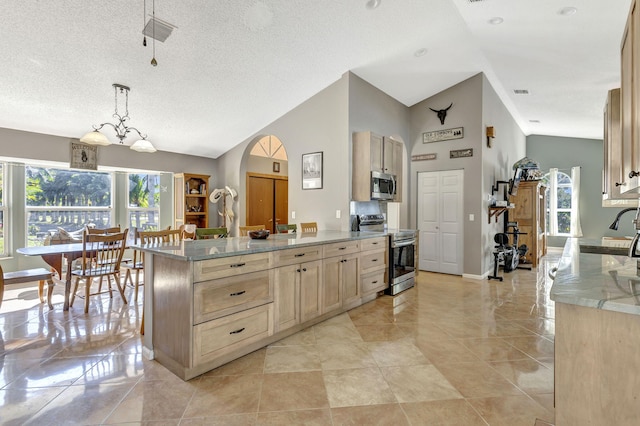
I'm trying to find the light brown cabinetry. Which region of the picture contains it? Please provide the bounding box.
[509,180,546,267]
[352,131,403,202]
[360,237,387,296]
[175,173,209,229]
[323,240,360,311]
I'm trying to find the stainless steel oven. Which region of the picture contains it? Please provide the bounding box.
[387,229,417,295]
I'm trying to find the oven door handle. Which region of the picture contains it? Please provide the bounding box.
[392,239,416,248]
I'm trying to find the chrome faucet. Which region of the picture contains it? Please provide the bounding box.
[609,207,640,258]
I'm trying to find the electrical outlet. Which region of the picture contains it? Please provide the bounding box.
[469,214,475,221]
[292,211,296,219]
[336,210,341,219]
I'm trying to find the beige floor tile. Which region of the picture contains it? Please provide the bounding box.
[506,335,555,361]
[263,344,321,373]
[529,393,556,419]
[414,337,481,365]
[268,327,316,346]
[489,359,555,394]
[323,367,397,408]
[401,399,488,425]
[354,323,406,342]
[313,323,363,345]
[331,403,410,425]
[467,394,551,426]
[181,374,262,417]
[396,321,452,342]
[107,378,197,423]
[181,413,258,425]
[202,348,266,377]
[316,342,377,370]
[367,340,430,367]
[256,408,332,425]
[435,362,524,398]
[259,371,329,412]
[5,355,104,388]
[461,337,531,362]
[348,305,394,325]
[380,364,462,403]
[0,386,66,426]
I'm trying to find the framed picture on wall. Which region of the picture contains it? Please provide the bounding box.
[273,161,280,173]
[302,151,323,189]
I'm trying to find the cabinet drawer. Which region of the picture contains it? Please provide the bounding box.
[273,245,322,267]
[193,270,273,324]
[360,249,386,274]
[361,270,386,295]
[360,237,387,252]
[194,252,271,281]
[323,240,360,258]
[193,303,273,366]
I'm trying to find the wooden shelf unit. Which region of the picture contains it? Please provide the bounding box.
[175,173,210,230]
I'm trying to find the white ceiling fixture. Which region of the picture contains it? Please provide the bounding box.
[559,7,578,16]
[488,17,504,25]
[80,84,157,153]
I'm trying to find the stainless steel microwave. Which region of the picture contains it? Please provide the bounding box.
[371,171,396,200]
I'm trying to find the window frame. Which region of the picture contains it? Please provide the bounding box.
[0,162,6,256]
[126,172,161,233]
[545,171,573,237]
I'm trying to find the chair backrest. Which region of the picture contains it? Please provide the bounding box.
[239,225,265,236]
[195,227,228,239]
[300,222,318,233]
[80,229,128,274]
[139,229,181,245]
[0,263,4,308]
[276,224,297,234]
[86,225,121,235]
[179,224,197,240]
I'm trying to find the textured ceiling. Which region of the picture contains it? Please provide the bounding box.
[0,0,631,158]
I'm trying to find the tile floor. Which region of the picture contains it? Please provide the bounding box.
[0,252,558,425]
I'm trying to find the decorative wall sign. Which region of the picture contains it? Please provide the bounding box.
[411,153,437,161]
[70,141,98,170]
[273,161,280,173]
[302,151,323,189]
[423,127,464,143]
[450,148,473,159]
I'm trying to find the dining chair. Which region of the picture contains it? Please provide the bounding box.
[70,229,129,313]
[300,222,318,233]
[276,223,297,234]
[239,225,265,236]
[86,225,121,234]
[0,263,55,310]
[195,227,228,239]
[138,229,182,244]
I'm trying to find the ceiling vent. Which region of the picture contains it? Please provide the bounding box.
[513,89,530,95]
[467,0,486,3]
[142,17,176,42]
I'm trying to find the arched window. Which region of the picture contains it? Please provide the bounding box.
[543,167,582,237]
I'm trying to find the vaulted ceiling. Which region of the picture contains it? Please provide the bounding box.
[0,0,631,158]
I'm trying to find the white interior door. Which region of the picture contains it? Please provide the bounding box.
[418,170,463,274]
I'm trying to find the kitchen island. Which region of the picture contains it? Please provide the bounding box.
[550,238,640,425]
[138,231,388,380]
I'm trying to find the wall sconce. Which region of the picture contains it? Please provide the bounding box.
[486,126,495,148]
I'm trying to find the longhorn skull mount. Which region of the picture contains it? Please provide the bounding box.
[429,103,453,125]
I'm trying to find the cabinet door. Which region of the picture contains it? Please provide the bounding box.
[274,264,299,332]
[323,257,343,313]
[392,139,403,202]
[383,137,395,174]
[300,260,323,322]
[370,133,384,173]
[342,254,360,309]
[622,5,638,192]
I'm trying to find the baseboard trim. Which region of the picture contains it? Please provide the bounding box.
[462,272,487,280]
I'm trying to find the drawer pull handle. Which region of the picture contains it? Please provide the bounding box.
[372,280,378,284]
[229,290,246,297]
[229,327,245,335]
[302,268,307,272]
[372,242,379,245]
[230,263,246,268]
[372,259,378,262]
[339,247,347,250]
[294,253,306,257]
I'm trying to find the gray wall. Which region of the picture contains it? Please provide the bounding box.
[408,73,526,277]
[527,134,635,245]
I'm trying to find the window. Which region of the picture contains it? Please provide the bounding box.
[25,166,113,246]
[127,173,161,232]
[0,162,5,256]
[544,167,582,237]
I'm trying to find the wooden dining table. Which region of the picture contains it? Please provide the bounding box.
[17,243,86,311]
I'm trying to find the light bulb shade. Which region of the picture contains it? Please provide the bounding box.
[80,130,111,146]
[130,139,157,153]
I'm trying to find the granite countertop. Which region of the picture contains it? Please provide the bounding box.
[550,237,640,315]
[134,230,387,261]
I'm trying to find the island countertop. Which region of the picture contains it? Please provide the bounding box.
[134,230,387,261]
[550,237,640,316]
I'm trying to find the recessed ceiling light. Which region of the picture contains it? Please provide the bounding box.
[366,0,381,9]
[488,17,504,25]
[414,48,428,57]
[513,89,530,95]
[559,7,577,16]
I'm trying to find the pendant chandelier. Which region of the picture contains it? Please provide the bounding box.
[80,83,157,153]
